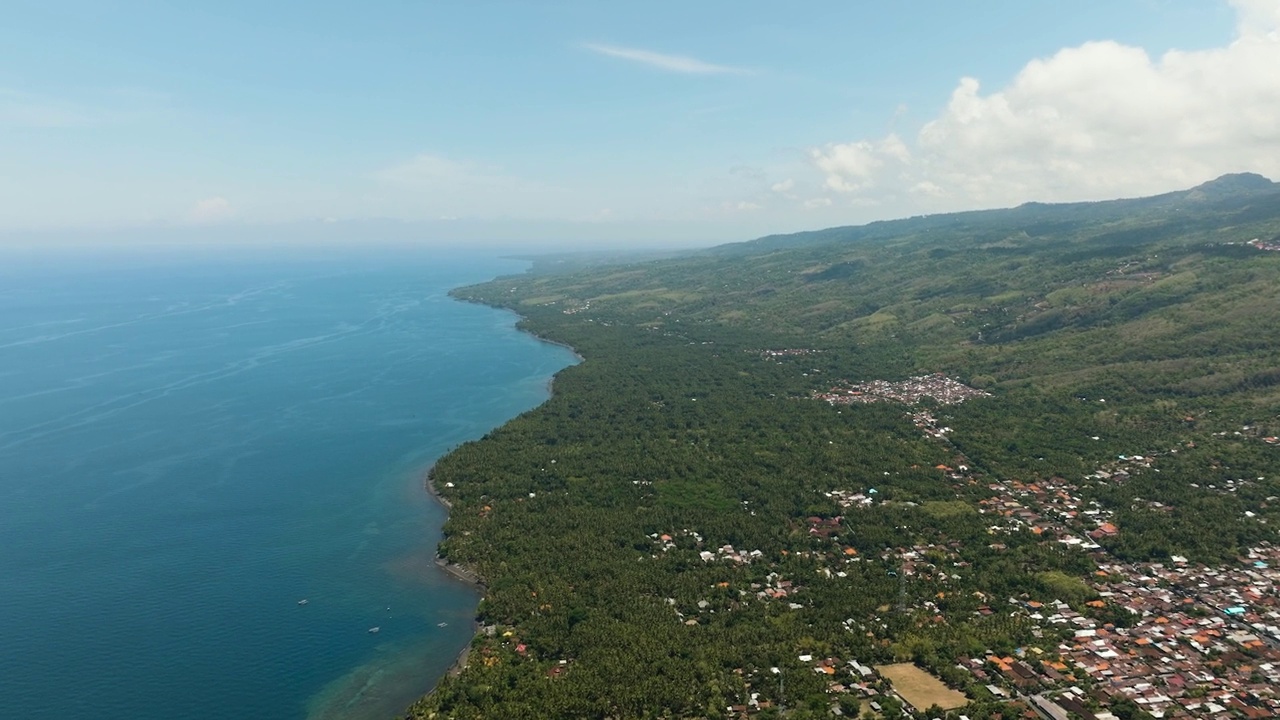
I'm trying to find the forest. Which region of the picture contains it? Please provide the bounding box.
[407,174,1280,719]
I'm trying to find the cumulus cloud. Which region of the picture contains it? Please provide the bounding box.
[811,134,910,193]
[583,43,748,75]
[188,196,233,223]
[810,0,1280,209]
[770,179,795,193]
[1233,0,1280,38]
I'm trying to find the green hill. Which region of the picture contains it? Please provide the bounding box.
[410,176,1280,720]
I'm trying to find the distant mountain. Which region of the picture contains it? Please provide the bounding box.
[710,173,1280,256]
[1181,171,1277,200]
[470,169,1280,395]
[1197,171,1276,192]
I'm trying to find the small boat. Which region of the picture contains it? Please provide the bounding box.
[437,622,448,627]
[368,626,380,634]
[297,599,309,606]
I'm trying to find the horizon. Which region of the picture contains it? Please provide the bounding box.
[3,170,1273,257]
[3,0,1279,246]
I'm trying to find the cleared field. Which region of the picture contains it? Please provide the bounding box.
[874,663,968,711]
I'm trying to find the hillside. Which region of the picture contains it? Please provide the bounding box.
[410,176,1280,720]
[478,174,1280,406]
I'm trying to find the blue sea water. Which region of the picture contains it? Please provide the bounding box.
[0,246,576,720]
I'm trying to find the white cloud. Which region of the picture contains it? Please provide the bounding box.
[188,196,233,223]
[910,181,945,198]
[809,1,1280,209]
[719,200,761,213]
[811,134,909,193]
[1233,0,1280,39]
[583,43,748,75]
[770,179,795,193]
[803,197,833,210]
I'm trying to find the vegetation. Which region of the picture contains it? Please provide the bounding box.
[407,174,1280,719]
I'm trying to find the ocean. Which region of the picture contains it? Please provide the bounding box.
[0,246,577,720]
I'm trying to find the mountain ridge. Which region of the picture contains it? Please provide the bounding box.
[710,172,1280,257]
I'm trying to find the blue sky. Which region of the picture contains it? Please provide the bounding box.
[2,0,1276,247]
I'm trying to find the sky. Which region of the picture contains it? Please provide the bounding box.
[2,0,1278,248]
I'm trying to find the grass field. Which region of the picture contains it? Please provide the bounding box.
[874,663,968,711]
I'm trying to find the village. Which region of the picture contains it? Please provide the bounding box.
[632,517,1280,719]
[965,458,1280,719]
[812,373,992,407]
[805,367,1280,717]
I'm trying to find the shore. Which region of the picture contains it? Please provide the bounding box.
[421,304,580,580]
[449,294,585,364]
[424,467,486,590]
[540,335,582,393]
[529,332,584,364]
[416,292,579,703]
[418,464,486,697]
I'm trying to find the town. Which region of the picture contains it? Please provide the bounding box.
[812,374,991,406]
[802,371,1280,717]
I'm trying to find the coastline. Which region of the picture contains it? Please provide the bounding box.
[417,308,578,694]
[449,292,585,365]
[319,274,573,720]
[418,460,487,691]
[423,466,486,589]
[531,334,582,393]
[527,332,584,364]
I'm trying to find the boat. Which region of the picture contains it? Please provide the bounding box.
[297,599,309,606]
[368,626,380,634]
[437,622,448,627]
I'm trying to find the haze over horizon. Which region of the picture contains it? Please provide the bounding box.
[3,0,1279,247]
